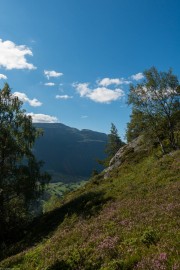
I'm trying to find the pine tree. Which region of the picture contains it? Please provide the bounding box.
[105,123,124,158]
[97,123,125,167]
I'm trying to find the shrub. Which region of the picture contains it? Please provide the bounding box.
[140,227,159,247]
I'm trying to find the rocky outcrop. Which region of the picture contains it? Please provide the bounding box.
[103,136,144,179]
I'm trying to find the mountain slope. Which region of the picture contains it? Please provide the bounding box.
[1,146,179,269]
[33,123,108,181]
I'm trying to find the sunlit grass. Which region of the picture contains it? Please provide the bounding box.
[1,150,179,269]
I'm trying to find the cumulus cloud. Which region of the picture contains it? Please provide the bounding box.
[44,82,55,86]
[98,77,130,87]
[27,113,58,123]
[0,38,36,70]
[13,92,42,107]
[56,95,73,99]
[44,70,63,79]
[131,72,144,81]
[0,74,7,79]
[72,82,90,97]
[73,83,124,103]
[88,87,124,103]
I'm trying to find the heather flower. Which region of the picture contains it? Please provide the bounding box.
[98,236,119,251]
[97,235,119,259]
[158,253,167,261]
[172,263,180,270]
[135,253,168,270]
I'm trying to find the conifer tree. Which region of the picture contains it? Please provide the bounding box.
[105,123,124,158]
[97,123,125,167]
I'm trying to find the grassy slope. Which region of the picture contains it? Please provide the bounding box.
[0,150,180,269]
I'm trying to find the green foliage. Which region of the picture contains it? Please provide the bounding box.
[91,169,99,177]
[43,181,87,212]
[0,83,50,243]
[1,149,179,269]
[0,80,179,269]
[126,109,148,142]
[140,228,159,247]
[46,247,102,270]
[99,123,125,167]
[127,67,180,153]
[104,255,140,270]
[106,123,125,157]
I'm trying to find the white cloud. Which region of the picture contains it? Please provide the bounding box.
[81,115,88,118]
[44,70,63,79]
[98,77,131,87]
[56,95,73,99]
[27,113,58,123]
[0,38,36,70]
[0,73,7,79]
[44,82,55,86]
[88,87,124,103]
[13,92,42,107]
[73,82,90,97]
[73,83,124,103]
[98,78,120,86]
[131,72,144,81]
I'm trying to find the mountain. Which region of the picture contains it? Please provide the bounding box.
[33,123,108,182]
[1,138,179,269]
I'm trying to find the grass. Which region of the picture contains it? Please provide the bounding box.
[0,150,179,269]
[42,181,87,212]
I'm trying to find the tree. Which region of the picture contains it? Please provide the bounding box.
[127,67,180,153]
[126,109,147,142]
[105,123,125,158]
[97,123,124,167]
[0,83,50,242]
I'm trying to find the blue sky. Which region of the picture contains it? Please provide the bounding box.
[0,0,179,138]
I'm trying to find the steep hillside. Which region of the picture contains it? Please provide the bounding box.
[1,147,179,269]
[33,123,108,182]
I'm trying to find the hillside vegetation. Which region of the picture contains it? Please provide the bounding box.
[1,68,179,269]
[1,148,179,269]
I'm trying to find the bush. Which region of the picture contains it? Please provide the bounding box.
[140,227,159,247]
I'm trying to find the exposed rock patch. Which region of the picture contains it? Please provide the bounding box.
[103,136,145,179]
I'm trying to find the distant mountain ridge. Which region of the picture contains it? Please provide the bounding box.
[33,123,108,182]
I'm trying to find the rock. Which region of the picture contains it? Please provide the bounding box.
[103,136,144,179]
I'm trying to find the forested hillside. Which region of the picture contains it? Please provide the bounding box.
[33,123,108,182]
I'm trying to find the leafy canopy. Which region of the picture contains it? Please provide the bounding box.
[0,83,50,242]
[127,67,180,152]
